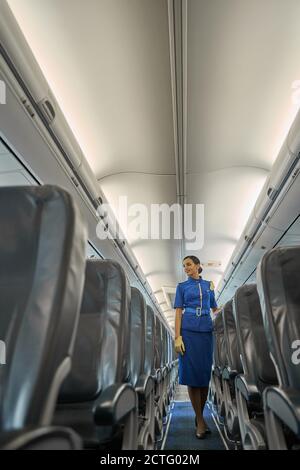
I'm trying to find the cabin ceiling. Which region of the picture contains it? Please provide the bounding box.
[7,0,300,329]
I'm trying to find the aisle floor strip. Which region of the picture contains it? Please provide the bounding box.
[209,409,229,450]
[161,411,173,450]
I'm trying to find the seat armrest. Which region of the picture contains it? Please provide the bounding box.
[235,375,262,406]
[154,369,163,384]
[264,387,300,437]
[151,371,158,383]
[94,383,137,426]
[214,366,223,378]
[135,374,155,398]
[0,426,82,450]
[222,367,238,381]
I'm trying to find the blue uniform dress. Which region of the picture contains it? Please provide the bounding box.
[174,276,217,387]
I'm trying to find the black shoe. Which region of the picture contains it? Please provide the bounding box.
[195,417,211,434]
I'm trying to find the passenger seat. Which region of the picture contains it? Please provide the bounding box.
[257,246,300,450]
[54,259,138,450]
[211,311,227,421]
[0,186,86,449]
[222,299,243,441]
[233,283,277,449]
[129,287,155,449]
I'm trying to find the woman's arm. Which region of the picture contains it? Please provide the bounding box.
[175,307,183,339]
[174,307,185,355]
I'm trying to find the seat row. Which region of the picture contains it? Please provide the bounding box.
[0,185,178,450]
[210,244,300,450]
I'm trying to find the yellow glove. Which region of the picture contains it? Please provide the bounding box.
[175,336,185,355]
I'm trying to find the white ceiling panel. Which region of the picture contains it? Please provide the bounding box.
[8,0,175,177]
[187,0,300,174]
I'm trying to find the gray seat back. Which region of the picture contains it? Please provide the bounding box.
[167,332,172,366]
[129,287,146,386]
[154,316,163,370]
[161,325,167,367]
[233,284,277,392]
[257,246,300,388]
[213,311,227,369]
[222,300,243,373]
[145,306,156,375]
[59,259,131,403]
[0,186,86,429]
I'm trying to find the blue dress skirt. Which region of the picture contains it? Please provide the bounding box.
[179,329,213,388]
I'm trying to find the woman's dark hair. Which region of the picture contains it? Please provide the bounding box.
[183,255,203,274]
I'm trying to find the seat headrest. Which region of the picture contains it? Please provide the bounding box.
[257,246,300,389]
[222,299,243,373]
[233,284,277,391]
[59,259,131,403]
[0,186,86,429]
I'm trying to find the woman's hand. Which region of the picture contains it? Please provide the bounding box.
[175,335,185,355]
[212,307,222,315]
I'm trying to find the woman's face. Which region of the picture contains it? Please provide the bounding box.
[183,258,200,277]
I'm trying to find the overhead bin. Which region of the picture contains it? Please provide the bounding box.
[287,105,300,157]
[218,105,300,301]
[0,1,49,105]
[0,0,103,205]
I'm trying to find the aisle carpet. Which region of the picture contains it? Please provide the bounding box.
[163,402,225,450]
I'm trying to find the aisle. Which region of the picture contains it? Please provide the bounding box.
[163,386,225,450]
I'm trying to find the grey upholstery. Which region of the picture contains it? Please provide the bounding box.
[167,333,172,367]
[221,300,242,439]
[129,288,155,449]
[257,246,300,388]
[145,306,156,376]
[161,324,169,418]
[59,259,131,403]
[233,284,277,450]
[154,317,163,370]
[211,311,226,419]
[213,312,227,370]
[129,287,146,387]
[257,246,300,449]
[55,259,138,449]
[0,427,82,450]
[153,315,165,438]
[0,186,86,431]
[223,300,243,374]
[233,284,277,393]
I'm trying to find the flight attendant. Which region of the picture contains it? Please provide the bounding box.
[174,255,219,439]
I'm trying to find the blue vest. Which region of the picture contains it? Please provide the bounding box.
[174,277,217,333]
